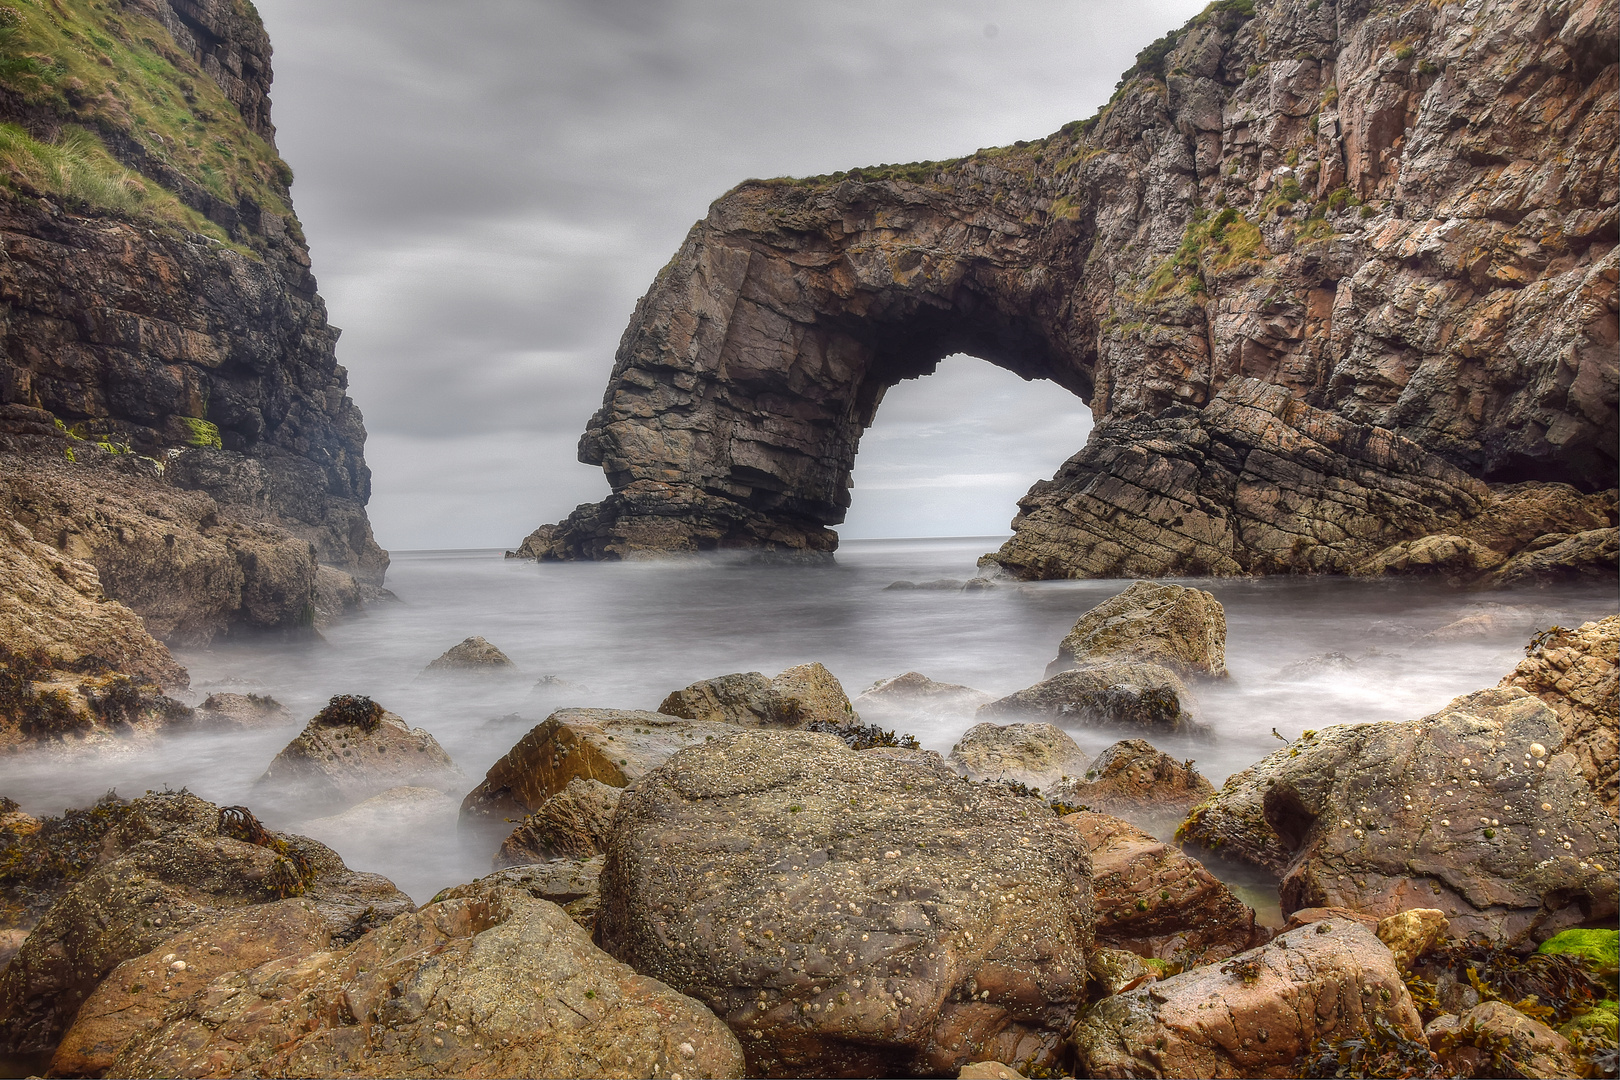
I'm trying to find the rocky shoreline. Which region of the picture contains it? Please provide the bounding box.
[1,583,1613,1078]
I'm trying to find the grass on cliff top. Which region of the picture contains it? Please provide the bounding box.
[0,0,291,244]
[0,120,224,235]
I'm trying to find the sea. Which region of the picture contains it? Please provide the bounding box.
[2,536,1613,910]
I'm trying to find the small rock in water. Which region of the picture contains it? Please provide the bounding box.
[423,635,515,672]
[1276,652,1359,680]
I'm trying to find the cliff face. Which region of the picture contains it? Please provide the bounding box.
[526,0,1616,571]
[0,0,385,645]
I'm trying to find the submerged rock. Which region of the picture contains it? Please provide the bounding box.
[598,728,1095,1077]
[253,696,463,816]
[460,709,739,824]
[978,663,1202,735]
[108,878,747,1079]
[658,661,858,729]
[1276,653,1359,680]
[494,777,621,867]
[424,635,515,672]
[1499,616,1618,817]
[1071,918,1423,1079]
[297,785,460,849]
[1178,687,1617,944]
[193,691,292,728]
[1047,582,1228,680]
[0,792,412,1055]
[855,672,992,711]
[947,721,1091,793]
[1065,811,1264,967]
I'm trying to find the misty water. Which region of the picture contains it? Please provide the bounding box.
[1,537,1613,909]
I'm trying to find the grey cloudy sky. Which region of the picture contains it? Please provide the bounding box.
[253,0,1208,550]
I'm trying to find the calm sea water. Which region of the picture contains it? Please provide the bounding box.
[1,537,1612,904]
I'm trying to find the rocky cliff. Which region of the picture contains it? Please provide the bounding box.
[0,0,385,647]
[522,0,1616,573]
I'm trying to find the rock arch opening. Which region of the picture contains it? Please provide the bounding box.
[840,355,1093,540]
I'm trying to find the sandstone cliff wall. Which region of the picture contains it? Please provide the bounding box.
[528,0,1616,569]
[0,0,385,648]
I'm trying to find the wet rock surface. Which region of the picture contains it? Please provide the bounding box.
[49,898,335,1077]
[598,728,1095,1077]
[1429,1000,1581,1079]
[1071,918,1423,1079]
[946,722,1091,794]
[1179,687,1618,944]
[494,777,621,867]
[1059,740,1217,822]
[1065,811,1264,967]
[1499,615,1618,817]
[979,663,1202,736]
[659,662,858,729]
[254,698,463,816]
[459,709,740,824]
[0,792,412,1054]
[456,858,606,934]
[1048,582,1228,680]
[107,879,747,1080]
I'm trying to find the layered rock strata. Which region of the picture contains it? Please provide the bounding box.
[522,0,1617,563]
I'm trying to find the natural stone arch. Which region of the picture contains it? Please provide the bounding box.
[521,0,1617,571]
[548,176,1098,558]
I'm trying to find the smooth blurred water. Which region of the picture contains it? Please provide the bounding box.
[0,537,1612,904]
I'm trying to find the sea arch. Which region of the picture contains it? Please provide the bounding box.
[529,171,1128,559]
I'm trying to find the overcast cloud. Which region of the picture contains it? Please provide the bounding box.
[253,0,1208,550]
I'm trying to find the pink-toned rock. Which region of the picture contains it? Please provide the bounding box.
[1071,919,1423,1078]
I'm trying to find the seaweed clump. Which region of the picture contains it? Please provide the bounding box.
[314,694,384,732]
[0,790,132,927]
[1299,1014,1446,1078]
[217,805,313,898]
[803,718,919,750]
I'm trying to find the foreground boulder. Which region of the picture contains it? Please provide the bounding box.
[947,722,1091,793]
[107,879,747,1079]
[461,709,739,823]
[1071,918,1423,1078]
[1499,616,1618,817]
[50,898,336,1077]
[494,778,621,867]
[424,635,515,673]
[598,729,1095,1077]
[254,695,463,815]
[1059,740,1216,821]
[0,792,412,1054]
[658,662,858,728]
[1066,812,1264,967]
[1178,687,1617,944]
[1047,582,1227,680]
[977,664,1202,735]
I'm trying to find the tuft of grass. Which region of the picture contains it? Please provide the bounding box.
[0,121,214,230]
[0,0,294,249]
